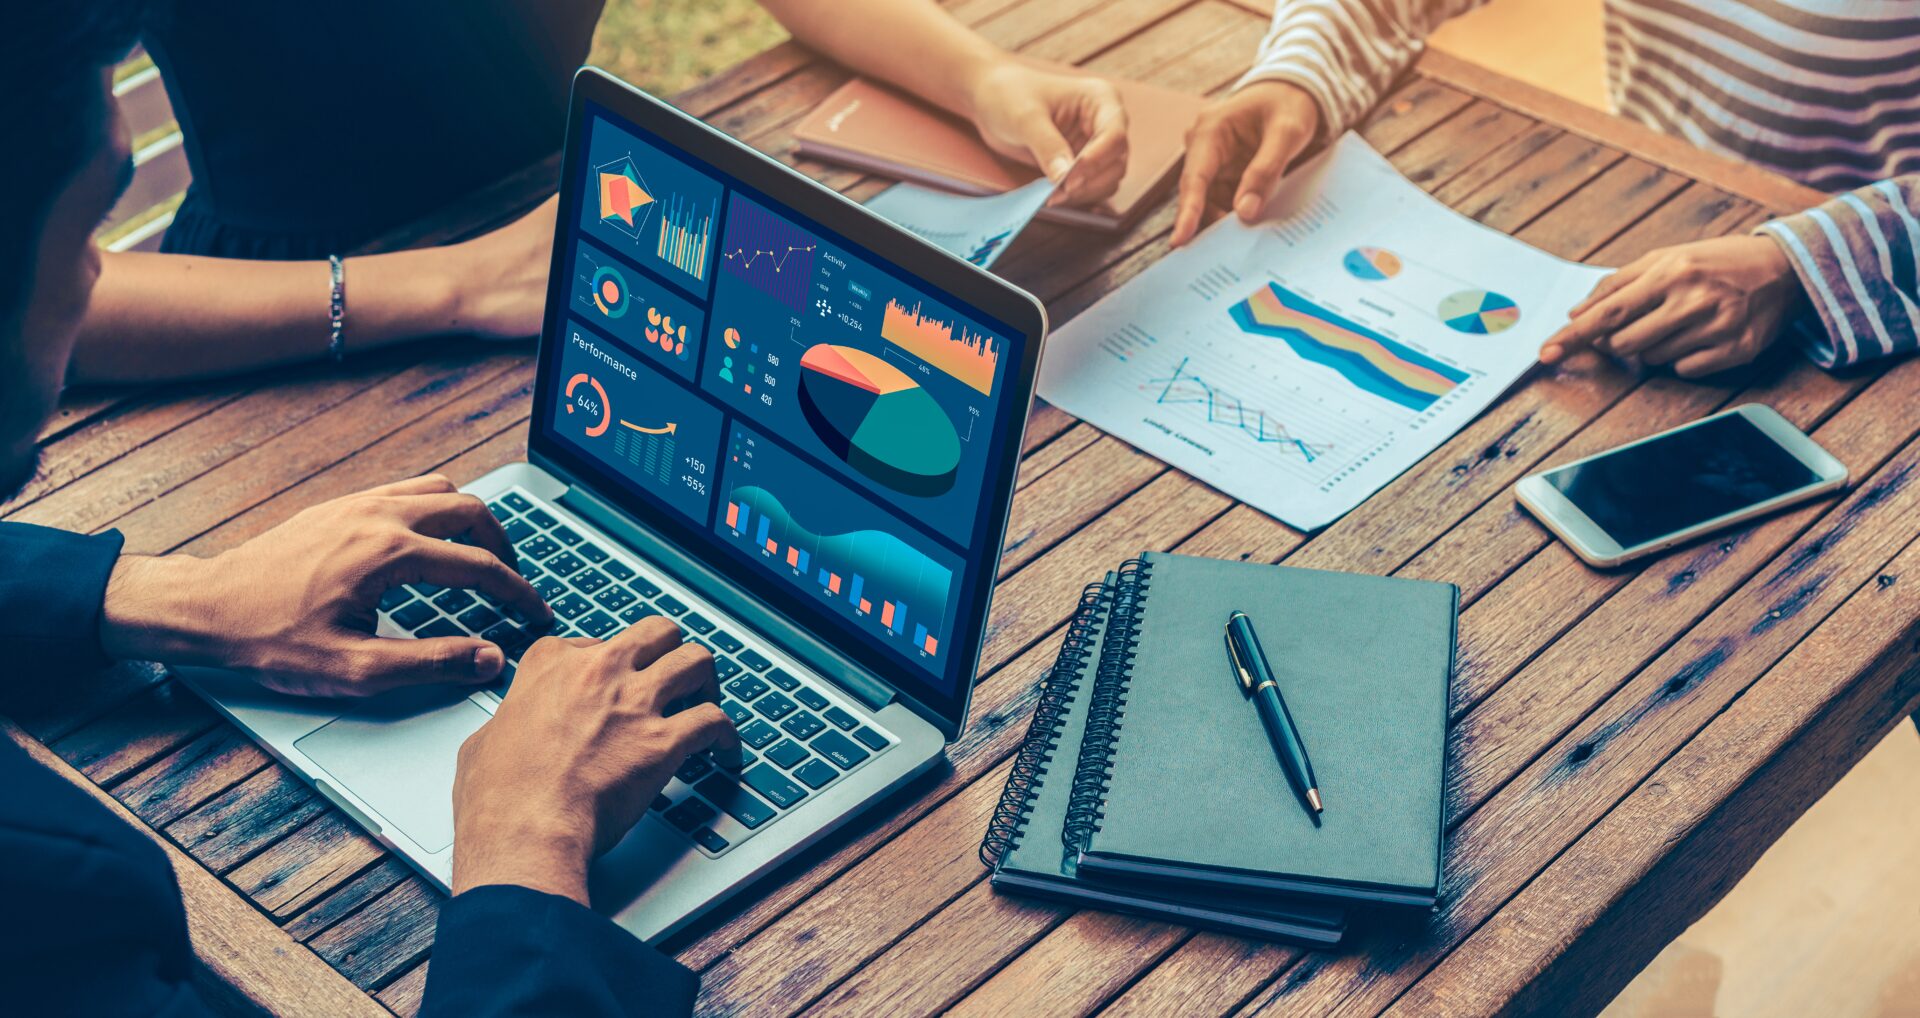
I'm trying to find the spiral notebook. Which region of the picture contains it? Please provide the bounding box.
[978,577,1348,945]
[1067,553,1458,908]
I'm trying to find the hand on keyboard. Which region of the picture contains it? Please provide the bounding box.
[100,474,553,698]
[449,616,739,906]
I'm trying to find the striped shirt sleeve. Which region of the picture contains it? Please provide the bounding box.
[1236,0,1489,136]
[1758,175,1920,370]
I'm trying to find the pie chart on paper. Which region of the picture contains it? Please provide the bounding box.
[1343,246,1403,280]
[797,344,961,497]
[1438,289,1522,334]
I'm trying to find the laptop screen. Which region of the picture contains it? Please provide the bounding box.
[532,98,1030,713]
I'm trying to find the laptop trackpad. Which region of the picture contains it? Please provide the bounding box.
[294,694,491,854]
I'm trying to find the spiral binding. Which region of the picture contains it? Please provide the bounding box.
[1062,557,1152,858]
[978,579,1111,869]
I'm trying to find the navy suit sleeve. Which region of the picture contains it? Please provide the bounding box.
[0,522,124,676]
[421,885,698,1017]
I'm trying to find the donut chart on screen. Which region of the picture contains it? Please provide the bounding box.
[1438,289,1521,334]
[796,344,961,497]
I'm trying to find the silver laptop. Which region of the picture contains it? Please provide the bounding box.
[178,66,1047,942]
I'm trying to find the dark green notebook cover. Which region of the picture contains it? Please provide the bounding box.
[980,576,1346,944]
[1068,552,1456,907]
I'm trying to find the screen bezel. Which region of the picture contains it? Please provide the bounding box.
[528,68,1048,739]
[1516,403,1848,566]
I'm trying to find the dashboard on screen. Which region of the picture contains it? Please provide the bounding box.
[533,101,1027,709]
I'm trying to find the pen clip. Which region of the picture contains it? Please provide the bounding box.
[1225,623,1255,695]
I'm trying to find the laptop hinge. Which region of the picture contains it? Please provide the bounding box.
[554,485,896,713]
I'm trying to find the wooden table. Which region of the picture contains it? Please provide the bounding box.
[9,1,1920,1014]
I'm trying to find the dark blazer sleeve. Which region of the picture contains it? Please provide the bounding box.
[0,522,124,676]
[421,885,698,1017]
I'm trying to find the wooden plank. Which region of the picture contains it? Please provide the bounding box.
[3,720,385,1018]
[1396,540,1920,1016]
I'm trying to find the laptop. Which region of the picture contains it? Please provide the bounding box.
[177,66,1046,941]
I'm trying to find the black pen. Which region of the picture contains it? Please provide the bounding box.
[1224,611,1323,816]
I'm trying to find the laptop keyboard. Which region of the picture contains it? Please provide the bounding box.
[375,486,897,858]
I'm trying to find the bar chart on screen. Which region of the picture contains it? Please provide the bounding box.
[716,421,959,670]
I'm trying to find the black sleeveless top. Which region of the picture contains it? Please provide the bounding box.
[146,0,604,259]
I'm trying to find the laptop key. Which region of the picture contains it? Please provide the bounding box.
[571,568,611,594]
[603,559,635,581]
[502,518,535,544]
[629,576,662,598]
[737,720,781,749]
[739,649,773,673]
[416,619,465,640]
[656,595,688,616]
[710,631,745,654]
[764,739,809,769]
[487,500,514,522]
[502,492,533,512]
[724,675,769,701]
[695,775,776,830]
[714,657,742,681]
[545,552,585,577]
[577,542,609,564]
[720,700,753,726]
[680,612,715,634]
[516,559,545,582]
[766,667,799,691]
[594,586,636,612]
[781,711,825,741]
[618,603,660,625]
[753,691,797,722]
[794,687,829,712]
[851,726,888,751]
[409,582,446,598]
[693,827,729,853]
[824,707,859,731]
[576,611,618,638]
[378,588,412,612]
[792,759,839,790]
[676,754,713,784]
[651,794,671,812]
[552,593,593,620]
[811,729,871,769]
[390,600,437,631]
[663,799,716,832]
[457,605,503,633]
[714,748,756,772]
[533,577,568,602]
[525,508,558,529]
[550,525,583,546]
[743,764,807,809]
[520,535,561,561]
[433,589,476,613]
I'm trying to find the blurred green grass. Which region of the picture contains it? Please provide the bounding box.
[589,0,790,98]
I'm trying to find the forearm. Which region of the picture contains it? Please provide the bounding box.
[758,0,1003,120]
[69,247,462,384]
[1757,174,1920,369]
[1239,0,1485,138]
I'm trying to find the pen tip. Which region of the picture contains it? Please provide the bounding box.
[1306,788,1324,813]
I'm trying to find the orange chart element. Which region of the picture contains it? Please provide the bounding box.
[598,171,654,227]
[879,299,1000,396]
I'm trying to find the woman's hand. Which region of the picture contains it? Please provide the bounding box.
[1172,80,1322,247]
[438,194,560,341]
[1541,235,1806,378]
[966,62,1129,208]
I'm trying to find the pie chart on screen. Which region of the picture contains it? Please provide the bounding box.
[1438,289,1522,334]
[797,343,960,497]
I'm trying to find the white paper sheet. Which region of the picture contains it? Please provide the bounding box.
[865,177,1056,269]
[1038,132,1610,531]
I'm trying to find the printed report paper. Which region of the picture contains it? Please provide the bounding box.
[1038,132,1610,530]
[866,177,1056,270]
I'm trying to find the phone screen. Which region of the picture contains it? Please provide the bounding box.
[1544,413,1821,550]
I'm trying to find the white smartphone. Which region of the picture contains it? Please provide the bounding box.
[1514,404,1849,568]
